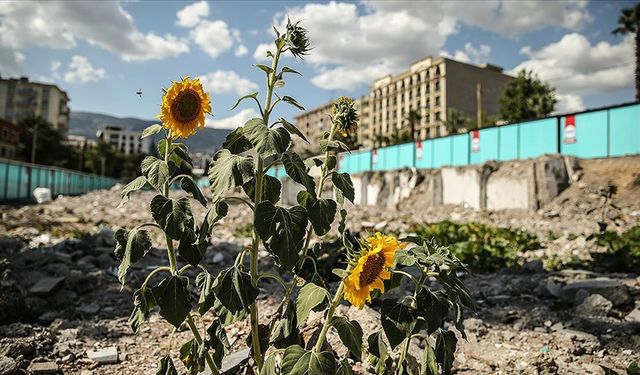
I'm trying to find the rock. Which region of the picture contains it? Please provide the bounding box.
[625,308,640,323]
[27,361,59,374]
[575,294,612,317]
[0,355,17,375]
[522,259,544,273]
[560,278,631,306]
[546,279,563,298]
[77,302,100,315]
[574,289,590,306]
[211,252,225,264]
[219,348,250,374]
[86,347,118,364]
[29,277,66,296]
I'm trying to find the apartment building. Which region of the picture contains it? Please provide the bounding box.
[97,126,151,155]
[0,76,70,136]
[363,56,513,147]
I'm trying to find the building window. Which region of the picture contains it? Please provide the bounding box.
[435,96,440,106]
[435,80,440,91]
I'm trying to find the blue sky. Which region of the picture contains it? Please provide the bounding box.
[0,1,635,129]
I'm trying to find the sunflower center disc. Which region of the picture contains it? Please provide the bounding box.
[359,253,385,286]
[172,90,201,123]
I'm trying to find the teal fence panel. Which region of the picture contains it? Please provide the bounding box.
[372,146,393,171]
[340,149,372,174]
[470,128,499,164]
[609,104,640,157]
[414,140,434,169]
[451,134,469,166]
[373,143,414,171]
[560,110,608,158]
[518,118,558,159]
[432,137,452,168]
[498,124,519,161]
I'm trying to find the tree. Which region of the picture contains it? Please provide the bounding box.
[17,117,80,168]
[499,69,557,123]
[613,2,640,101]
[404,108,421,141]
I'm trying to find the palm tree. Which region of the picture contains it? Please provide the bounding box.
[404,108,422,141]
[613,3,640,101]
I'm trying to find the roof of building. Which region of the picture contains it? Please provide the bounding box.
[0,76,70,100]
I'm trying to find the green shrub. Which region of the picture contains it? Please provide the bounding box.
[411,221,541,271]
[592,226,640,273]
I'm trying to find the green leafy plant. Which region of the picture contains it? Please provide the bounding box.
[591,226,640,273]
[411,221,541,271]
[115,20,472,375]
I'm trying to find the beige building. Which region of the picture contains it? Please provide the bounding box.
[363,56,513,147]
[0,76,70,136]
[0,118,20,159]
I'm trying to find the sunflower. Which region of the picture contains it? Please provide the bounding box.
[332,96,359,137]
[158,77,211,139]
[343,233,405,309]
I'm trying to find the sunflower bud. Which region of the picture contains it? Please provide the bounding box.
[284,19,311,59]
[332,96,359,137]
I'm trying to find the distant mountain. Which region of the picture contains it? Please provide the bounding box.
[70,111,230,153]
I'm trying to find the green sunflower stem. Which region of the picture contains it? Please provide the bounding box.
[186,314,219,375]
[162,133,179,274]
[395,273,423,374]
[313,280,345,353]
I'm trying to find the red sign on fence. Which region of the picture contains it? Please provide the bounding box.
[564,115,576,144]
[416,141,423,160]
[372,148,378,164]
[471,130,480,153]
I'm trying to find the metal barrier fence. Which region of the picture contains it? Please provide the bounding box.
[0,158,117,201]
[337,102,640,175]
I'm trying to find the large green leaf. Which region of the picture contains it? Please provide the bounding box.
[307,198,337,236]
[337,359,354,375]
[177,226,207,266]
[331,316,363,359]
[295,282,329,326]
[141,156,170,191]
[157,140,192,169]
[260,353,278,375]
[332,173,355,204]
[178,175,207,207]
[367,331,391,375]
[255,201,308,270]
[435,330,457,375]
[282,151,315,193]
[196,270,216,315]
[142,124,163,139]
[243,175,282,204]
[281,345,336,375]
[415,289,451,335]
[244,117,291,158]
[129,286,156,333]
[279,117,309,143]
[179,339,205,375]
[222,127,252,154]
[208,149,254,200]
[152,276,191,328]
[206,318,230,367]
[212,267,259,314]
[380,300,416,349]
[421,344,438,375]
[199,201,229,241]
[270,301,300,348]
[114,228,152,284]
[118,176,148,208]
[157,355,178,375]
[150,195,192,240]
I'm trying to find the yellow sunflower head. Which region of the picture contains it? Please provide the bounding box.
[332,96,358,137]
[158,77,212,139]
[343,233,405,309]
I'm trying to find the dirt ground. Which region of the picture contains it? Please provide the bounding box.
[0,155,639,374]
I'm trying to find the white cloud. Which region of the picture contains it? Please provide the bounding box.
[555,94,585,113]
[263,1,593,91]
[0,47,25,76]
[0,1,189,62]
[447,43,491,64]
[199,70,258,96]
[513,33,634,96]
[63,55,106,83]
[176,1,209,28]
[253,43,273,61]
[235,44,248,57]
[190,20,234,59]
[311,63,393,91]
[206,108,260,129]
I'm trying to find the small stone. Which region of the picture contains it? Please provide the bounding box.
[625,308,640,323]
[211,253,225,264]
[29,277,66,296]
[575,294,612,317]
[27,361,59,374]
[522,259,544,273]
[0,355,17,374]
[86,346,118,364]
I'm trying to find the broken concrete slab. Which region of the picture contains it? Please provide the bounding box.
[29,277,66,296]
[220,348,250,374]
[560,277,631,306]
[86,346,118,364]
[27,361,59,374]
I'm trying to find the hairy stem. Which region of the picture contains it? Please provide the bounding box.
[313,280,345,353]
[162,134,178,274]
[186,314,219,375]
[395,273,425,374]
